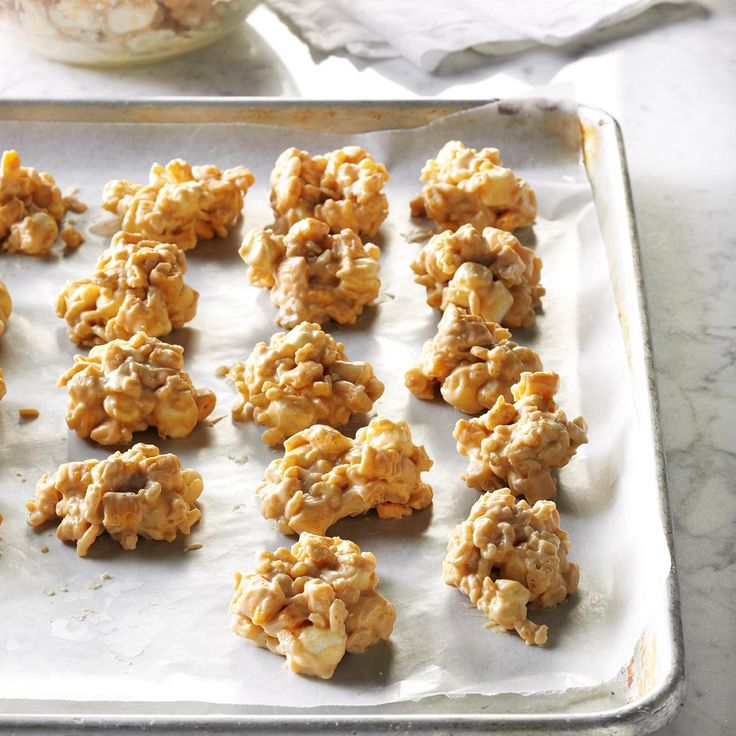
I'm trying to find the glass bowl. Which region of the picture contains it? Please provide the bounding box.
[0,0,260,66]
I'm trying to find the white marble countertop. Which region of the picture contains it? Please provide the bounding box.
[1,2,734,734]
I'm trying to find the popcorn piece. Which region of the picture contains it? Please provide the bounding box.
[230,532,396,679]
[406,304,542,414]
[102,158,255,251]
[58,331,216,445]
[60,225,84,248]
[0,279,11,335]
[227,322,384,446]
[239,218,380,328]
[454,371,588,503]
[0,150,86,255]
[258,418,433,535]
[270,146,389,237]
[410,141,536,232]
[57,230,198,346]
[443,489,579,646]
[26,443,203,557]
[411,224,543,329]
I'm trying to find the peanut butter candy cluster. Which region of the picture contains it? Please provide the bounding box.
[410,140,536,232]
[0,279,10,336]
[269,146,389,237]
[27,443,203,557]
[454,371,588,503]
[230,533,396,679]
[258,417,433,535]
[444,489,579,646]
[406,304,542,414]
[57,231,198,346]
[239,217,380,328]
[102,158,254,250]
[59,331,216,445]
[227,321,384,445]
[0,280,9,399]
[411,224,543,329]
[0,149,85,255]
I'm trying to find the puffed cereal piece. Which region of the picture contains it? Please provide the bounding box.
[57,230,198,346]
[411,224,543,329]
[58,331,216,445]
[26,443,203,557]
[227,321,384,446]
[102,158,255,251]
[269,146,389,237]
[0,149,86,255]
[0,279,11,336]
[410,140,537,232]
[239,218,380,328]
[406,304,542,414]
[258,417,433,535]
[443,489,579,646]
[454,371,588,503]
[229,532,396,679]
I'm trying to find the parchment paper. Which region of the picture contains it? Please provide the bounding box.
[0,99,671,708]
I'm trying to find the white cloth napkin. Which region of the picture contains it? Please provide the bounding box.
[266,0,687,71]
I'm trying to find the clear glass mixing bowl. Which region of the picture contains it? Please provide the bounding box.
[0,0,260,66]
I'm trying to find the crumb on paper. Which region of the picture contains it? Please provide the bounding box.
[19,407,40,419]
[100,572,111,581]
[215,365,229,377]
[40,545,49,553]
[59,584,69,593]
[203,415,226,427]
[87,581,102,590]
[402,227,435,243]
[184,543,203,552]
[88,212,123,237]
[227,454,249,466]
[232,503,247,513]
[60,225,84,249]
[44,589,55,597]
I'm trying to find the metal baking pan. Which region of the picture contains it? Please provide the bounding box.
[0,98,684,735]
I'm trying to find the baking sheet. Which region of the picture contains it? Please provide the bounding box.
[0,99,672,709]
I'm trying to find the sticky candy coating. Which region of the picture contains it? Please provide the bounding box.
[57,230,198,346]
[443,489,579,646]
[102,158,254,250]
[230,533,396,679]
[454,371,588,503]
[0,149,85,255]
[239,218,380,328]
[410,140,536,232]
[58,331,216,445]
[26,443,203,557]
[411,224,543,329]
[258,417,433,535]
[269,146,389,237]
[405,304,542,413]
[227,321,384,446]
